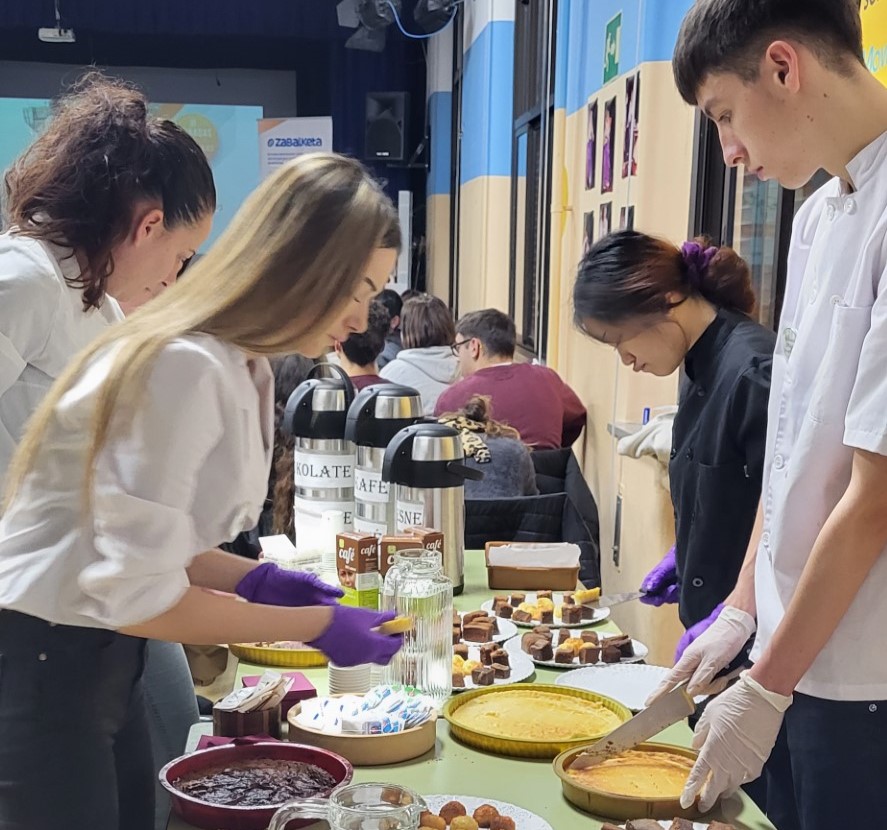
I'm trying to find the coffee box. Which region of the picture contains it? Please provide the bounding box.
[403,526,445,560]
[379,535,425,579]
[336,532,380,609]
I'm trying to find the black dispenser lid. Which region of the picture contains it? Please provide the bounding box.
[344,383,424,447]
[382,423,484,488]
[283,364,356,440]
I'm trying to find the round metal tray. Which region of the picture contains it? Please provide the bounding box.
[442,683,631,759]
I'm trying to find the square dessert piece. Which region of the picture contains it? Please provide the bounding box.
[463,610,489,624]
[581,605,598,620]
[497,604,514,619]
[606,635,635,658]
[579,644,601,664]
[521,631,548,653]
[581,631,600,645]
[463,622,494,643]
[562,592,575,605]
[454,643,470,660]
[601,644,622,663]
[492,663,511,679]
[561,605,583,625]
[471,665,495,686]
[479,644,497,665]
[489,617,500,635]
[557,629,571,646]
[554,646,575,664]
[539,609,554,625]
[529,641,553,662]
[537,590,553,601]
[492,596,509,611]
[490,648,509,666]
[510,592,526,607]
[452,671,465,688]
[512,609,533,623]
[535,626,552,637]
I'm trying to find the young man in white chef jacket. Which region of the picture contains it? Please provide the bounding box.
[648,2,887,828]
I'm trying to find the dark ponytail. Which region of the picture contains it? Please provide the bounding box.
[4,71,216,311]
[573,230,756,329]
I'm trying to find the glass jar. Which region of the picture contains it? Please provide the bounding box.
[381,549,453,707]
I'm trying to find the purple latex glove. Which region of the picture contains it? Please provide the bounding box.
[675,602,724,663]
[235,562,344,607]
[639,545,679,607]
[308,605,404,667]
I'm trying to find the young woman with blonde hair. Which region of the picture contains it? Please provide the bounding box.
[0,153,404,830]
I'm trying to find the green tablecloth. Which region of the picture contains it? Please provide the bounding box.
[168,550,775,830]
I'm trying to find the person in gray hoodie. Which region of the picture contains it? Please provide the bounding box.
[379,293,458,414]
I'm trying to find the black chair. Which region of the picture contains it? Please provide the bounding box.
[465,467,602,588]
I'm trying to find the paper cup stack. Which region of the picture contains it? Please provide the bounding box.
[328,662,372,695]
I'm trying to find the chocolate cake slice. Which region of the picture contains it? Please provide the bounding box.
[471,665,495,686]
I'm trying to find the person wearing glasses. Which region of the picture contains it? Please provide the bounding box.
[435,308,587,449]
[379,293,458,414]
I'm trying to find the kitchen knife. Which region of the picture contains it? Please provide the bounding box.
[568,680,696,770]
[581,590,646,609]
[568,637,756,770]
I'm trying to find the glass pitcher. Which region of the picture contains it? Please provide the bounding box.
[381,548,453,707]
[268,782,426,830]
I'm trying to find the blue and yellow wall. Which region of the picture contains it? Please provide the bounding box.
[542,0,696,661]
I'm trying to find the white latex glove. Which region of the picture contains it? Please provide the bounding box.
[681,671,792,812]
[645,606,756,704]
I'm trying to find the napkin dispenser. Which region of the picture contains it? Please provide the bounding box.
[484,541,581,591]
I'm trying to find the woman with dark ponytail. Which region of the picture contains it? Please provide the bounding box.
[574,230,775,664]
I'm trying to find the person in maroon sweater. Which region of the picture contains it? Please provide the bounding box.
[335,298,392,391]
[434,308,586,448]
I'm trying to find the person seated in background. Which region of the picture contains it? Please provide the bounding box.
[376,288,403,369]
[438,395,539,500]
[334,299,392,391]
[435,308,587,449]
[380,293,459,414]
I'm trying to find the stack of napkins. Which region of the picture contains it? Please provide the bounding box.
[215,670,291,713]
[487,542,580,569]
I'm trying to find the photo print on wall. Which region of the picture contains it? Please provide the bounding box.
[623,73,640,178]
[583,211,595,255]
[599,203,612,238]
[585,101,598,190]
[602,97,616,194]
[619,206,635,230]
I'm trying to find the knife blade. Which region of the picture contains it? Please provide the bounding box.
[568,680,696,770]
[568,636,757,771]
[581,590,645,609]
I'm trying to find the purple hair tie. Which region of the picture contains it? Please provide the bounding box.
[680,241,718,288]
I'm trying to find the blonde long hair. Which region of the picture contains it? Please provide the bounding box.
[4,153,399,507]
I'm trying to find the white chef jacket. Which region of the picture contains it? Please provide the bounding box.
[0,233,124,489]
[0,334,274,629]
[751,130,887,700]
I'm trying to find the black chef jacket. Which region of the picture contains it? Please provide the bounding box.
[669,308,776,629]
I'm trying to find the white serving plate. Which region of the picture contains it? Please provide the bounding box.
[421,794,554,830]
[452,645,535,693]
[481,592,611,628]
[506,632,648,670]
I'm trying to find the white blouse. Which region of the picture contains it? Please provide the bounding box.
[0,233,123,489]
[0,334,274,629]
[752,131,887,700]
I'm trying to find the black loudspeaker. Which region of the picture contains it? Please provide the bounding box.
[365,92,408,161]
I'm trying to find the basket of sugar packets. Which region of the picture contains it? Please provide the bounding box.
[287,685,438,766]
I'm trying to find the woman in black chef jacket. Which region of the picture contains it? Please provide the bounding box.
[573,230,774,658]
